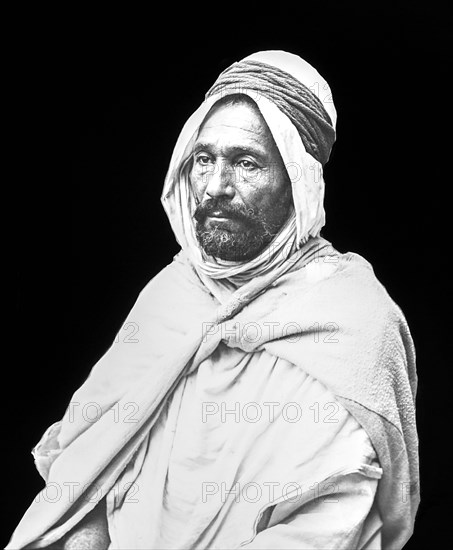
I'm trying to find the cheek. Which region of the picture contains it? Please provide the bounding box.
[239,169,288,208]
[268,165,292,206]
[246,171,291,222]
[189,168,205,198]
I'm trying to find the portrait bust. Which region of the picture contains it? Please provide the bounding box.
[8,50,419,550]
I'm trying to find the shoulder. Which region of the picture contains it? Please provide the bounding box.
[268,247,406,335]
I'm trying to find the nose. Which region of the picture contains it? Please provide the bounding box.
[204,161,235,199]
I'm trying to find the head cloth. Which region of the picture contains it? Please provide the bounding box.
[161,51,337,301]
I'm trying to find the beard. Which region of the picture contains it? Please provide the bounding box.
[193,197,290,262]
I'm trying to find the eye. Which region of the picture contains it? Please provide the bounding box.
[196,154,213,166]
[237,159,258,170]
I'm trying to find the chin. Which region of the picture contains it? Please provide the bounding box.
[197,227,269,262]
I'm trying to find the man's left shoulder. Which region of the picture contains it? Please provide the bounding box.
[286,249,407,327]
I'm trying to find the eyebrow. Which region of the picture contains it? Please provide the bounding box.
[192,142,268,161]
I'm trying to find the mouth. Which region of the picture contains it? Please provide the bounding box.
[204,214,245,229]
[194,204,251,227]
[207,214,232,221]
[208,211,232,219]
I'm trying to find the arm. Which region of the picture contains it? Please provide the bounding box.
[42,499,110,550]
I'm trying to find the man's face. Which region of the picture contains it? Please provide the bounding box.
[190,100,292,261]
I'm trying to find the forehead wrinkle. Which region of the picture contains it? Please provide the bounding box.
[200,121,266,136]
[194,128,273,159]
[195,101,279,156]
[193,138,270,160]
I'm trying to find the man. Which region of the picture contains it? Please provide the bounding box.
[8,51,419,549]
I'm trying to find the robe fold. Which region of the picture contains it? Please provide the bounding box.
[7,238,419,550]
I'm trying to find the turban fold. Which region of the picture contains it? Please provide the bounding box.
[206,59,335,165]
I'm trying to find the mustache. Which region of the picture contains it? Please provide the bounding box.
[193,198,258,224]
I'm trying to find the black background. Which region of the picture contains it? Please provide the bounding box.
[11,4,450,548]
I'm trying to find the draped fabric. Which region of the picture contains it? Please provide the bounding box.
[161,50,337,302]
[7,51,419,550]
[206,59,335,165]
[108,340,383,549]
[7,244,419,550]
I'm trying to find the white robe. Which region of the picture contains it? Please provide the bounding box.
[107,342,383,549]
